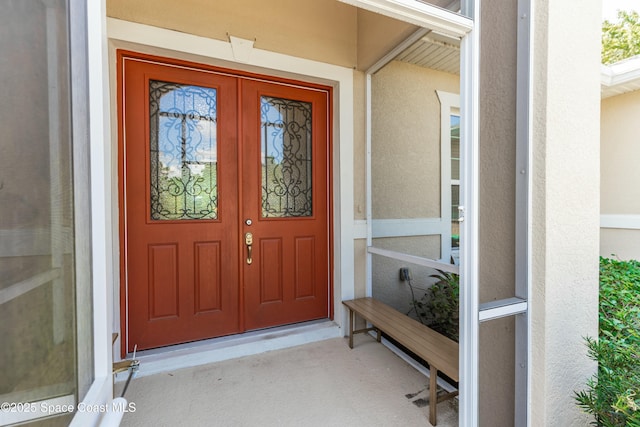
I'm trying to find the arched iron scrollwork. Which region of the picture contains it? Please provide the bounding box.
[261,96,313,218]
[149,80,218,221]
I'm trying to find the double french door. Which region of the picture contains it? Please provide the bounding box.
[119,54,330,352]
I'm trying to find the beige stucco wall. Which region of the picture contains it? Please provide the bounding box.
[107,0,359,68]
[479,3,517,304]
[600,90,640,260]
[107,0,417,72]
[477,1,518,424]
[369,60,458,314]
[601,91,640,214]
[372,60,459,220]
[372,236,442,314]
[531,0,601,425]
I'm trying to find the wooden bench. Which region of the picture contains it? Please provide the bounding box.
[343,297,459,426]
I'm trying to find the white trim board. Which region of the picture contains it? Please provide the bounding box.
[600,214,640,230]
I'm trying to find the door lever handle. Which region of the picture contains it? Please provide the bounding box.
[245,232,253,265]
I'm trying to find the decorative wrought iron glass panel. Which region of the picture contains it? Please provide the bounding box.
[149,80,218,220]
[261,96,313,218]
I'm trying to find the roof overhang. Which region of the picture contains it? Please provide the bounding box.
[601,56,640,99]
[338,0,472,38]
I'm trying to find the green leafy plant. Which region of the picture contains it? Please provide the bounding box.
[575,257,640,426]
[412,270,459,342]
[602,10,640,65]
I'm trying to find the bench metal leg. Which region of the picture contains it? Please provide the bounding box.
[348,308,354,349]
[430,365,438,426]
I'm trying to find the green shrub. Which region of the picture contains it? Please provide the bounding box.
[575,257,640,426]
[412,270,459,342]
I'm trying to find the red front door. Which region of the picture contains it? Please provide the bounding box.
[241,79,329,330]
[119,53,331,353]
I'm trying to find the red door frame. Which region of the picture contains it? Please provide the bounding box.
[117,50,334,356]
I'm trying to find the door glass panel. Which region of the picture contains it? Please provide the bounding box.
[149,80,218,221]
[260,96,313,218]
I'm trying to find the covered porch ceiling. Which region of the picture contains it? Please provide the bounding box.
[355,2,461,73]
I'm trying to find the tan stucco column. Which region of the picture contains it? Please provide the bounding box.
[530,1,601,425]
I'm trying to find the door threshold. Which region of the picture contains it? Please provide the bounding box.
[115,320,341,381]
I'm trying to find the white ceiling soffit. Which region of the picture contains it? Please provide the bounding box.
[601,56,640,99]
[396,33,460,74]
[338,0,473,38]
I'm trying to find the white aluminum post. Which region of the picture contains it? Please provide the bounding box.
[515,0,534,425]
[459,0,480,425]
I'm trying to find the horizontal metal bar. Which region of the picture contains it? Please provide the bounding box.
[0,269,61,305]
[478,297,527,322]
[367,246,459,274]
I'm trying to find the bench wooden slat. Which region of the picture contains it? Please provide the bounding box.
[343,297,459,426]
[343,298,458,381]
[348,299,455,350]
[346,301,454,372]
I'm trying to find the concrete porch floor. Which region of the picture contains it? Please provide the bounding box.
[114,334,458,427]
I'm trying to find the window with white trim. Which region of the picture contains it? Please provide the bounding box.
[450,112,461,263]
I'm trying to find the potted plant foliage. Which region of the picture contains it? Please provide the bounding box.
[412,270,459,342]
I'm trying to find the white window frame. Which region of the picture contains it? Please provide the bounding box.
[436,91,461,265]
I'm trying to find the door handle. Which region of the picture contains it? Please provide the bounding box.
[245,232,253,265]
